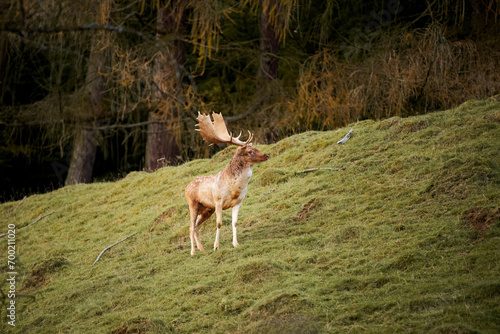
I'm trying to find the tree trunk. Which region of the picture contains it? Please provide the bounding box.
[0,36,9,105]
[65,1,111,185]
[145,3,185,172]
[145,114,179,170]
[471,0,486,32]
[65,128,98,185]
[258,0,280,82]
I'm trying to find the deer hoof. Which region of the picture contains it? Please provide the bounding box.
[233,242,239,247]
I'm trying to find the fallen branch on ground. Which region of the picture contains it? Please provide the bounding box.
[260,187,278,196]
[296,166,346,173]
[14,196,27,212]
[26,211,56,228]
[0,210,56,238]
[337,129,353,144]
[92,232,138,265]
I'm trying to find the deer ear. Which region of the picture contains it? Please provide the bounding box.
[237,146,247,156]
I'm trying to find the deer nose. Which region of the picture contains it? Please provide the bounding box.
[265,154,270,160]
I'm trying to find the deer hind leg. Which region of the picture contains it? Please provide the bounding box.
[193,206,214,252]
[193,215,205,253]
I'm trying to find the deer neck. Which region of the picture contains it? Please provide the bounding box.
[223,153,253,182]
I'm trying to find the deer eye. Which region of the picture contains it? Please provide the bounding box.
[248,150,254,154]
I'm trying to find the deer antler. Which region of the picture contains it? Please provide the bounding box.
[196,112,253,146]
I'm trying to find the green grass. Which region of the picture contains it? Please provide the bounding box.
[1,97,499,333]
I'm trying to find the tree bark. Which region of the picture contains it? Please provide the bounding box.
[258,0,280,82]
[0,36,9,104]
[145,3,185,171]
[145,113,179,170]
[471,0,486,32]
[65,1,111,185]
[65,128,98,185]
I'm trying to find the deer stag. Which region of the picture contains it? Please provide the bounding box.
[185,112,269,255]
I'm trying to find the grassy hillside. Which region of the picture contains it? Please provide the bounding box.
[1,98,499,333]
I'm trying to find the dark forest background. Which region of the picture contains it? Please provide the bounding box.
[1,0,499,202]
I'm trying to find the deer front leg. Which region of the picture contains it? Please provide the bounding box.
[189,205,198,256]
[232,203,241,247]
[214,202,223,251]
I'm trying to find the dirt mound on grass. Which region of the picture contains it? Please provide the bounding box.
[462,207,500,234]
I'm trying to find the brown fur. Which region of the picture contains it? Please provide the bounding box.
[185,145,269,255]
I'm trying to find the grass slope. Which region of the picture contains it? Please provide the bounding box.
[1,98,499,333]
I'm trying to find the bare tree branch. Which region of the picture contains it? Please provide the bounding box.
[25,211,56,228]
[92,232,138,265]
[0,211,56,238]
[14,196,27,212]
[337,129,353,144]
[296,166,346,173]
[2,22,156,40]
